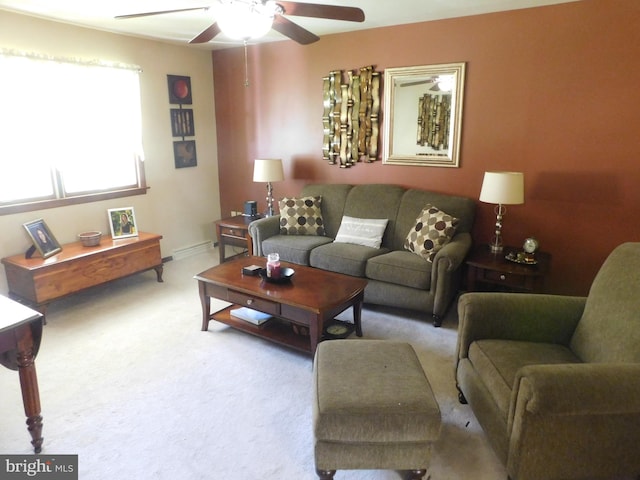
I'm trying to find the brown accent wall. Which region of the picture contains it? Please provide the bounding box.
[213,0,640,296]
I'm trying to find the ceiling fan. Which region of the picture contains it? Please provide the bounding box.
[399,76,455,92]
[116,0,365,45]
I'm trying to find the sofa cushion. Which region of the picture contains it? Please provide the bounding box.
[262,234,333,266]
[469,339,582,417]
[366,250,432,290]
[342,185,406,249]
[310,242,388,277]
[300,184,353,238]
[279,196,325,236]
[334,216,388,249]
[404,205,459,262]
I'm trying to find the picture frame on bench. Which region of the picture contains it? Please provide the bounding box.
[23,218,62,259]
[108,207,138,239]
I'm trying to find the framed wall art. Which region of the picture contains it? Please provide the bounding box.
[108,207,138,239]
[167,74,192,105]
[23,218,62,258]
[170,108,195,137]
[173,140,197,168]
[383,62,466,167]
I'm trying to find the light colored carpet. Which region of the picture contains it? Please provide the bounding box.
[0,249,507,479]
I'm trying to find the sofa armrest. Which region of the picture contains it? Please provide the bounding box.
[506,363,640,480]
[433,232,472,273]
[430,232,472,318]
[248,216,281,257]
[456,293,586,360]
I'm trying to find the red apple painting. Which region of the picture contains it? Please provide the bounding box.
[167,74,192,104]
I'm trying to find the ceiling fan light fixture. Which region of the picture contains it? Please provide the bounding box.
[216,0,282,41]
[436,75,454,92]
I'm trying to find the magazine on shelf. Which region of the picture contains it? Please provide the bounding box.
[230,307,273,325]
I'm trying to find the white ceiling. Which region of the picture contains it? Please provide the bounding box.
[0,0,580,50]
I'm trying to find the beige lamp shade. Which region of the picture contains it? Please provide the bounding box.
[253,159,284,183]
[253,158,284,217]
[479,171,524,205]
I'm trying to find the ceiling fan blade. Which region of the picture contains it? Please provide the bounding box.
[190,23,222,44]
[276,2,364,22]
[272,15,320,45]
[398,78,437,87]
[400,80,432,87]
[115,7,209,20]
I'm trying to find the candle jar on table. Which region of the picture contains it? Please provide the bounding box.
[266,253,281,279]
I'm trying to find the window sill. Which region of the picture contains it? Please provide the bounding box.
[0,187,150,216]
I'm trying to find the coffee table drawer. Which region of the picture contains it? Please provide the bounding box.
[281,304,313,325]
[228,291,280,315]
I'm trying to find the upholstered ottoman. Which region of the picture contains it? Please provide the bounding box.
[312,340,441,480]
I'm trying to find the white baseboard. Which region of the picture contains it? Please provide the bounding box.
[172,241,213,260]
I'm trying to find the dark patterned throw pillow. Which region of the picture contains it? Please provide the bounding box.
[278,196,325,236]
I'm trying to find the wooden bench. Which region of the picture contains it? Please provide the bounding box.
[2,232,163,313]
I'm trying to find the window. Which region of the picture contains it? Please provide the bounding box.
[0,51,147,215]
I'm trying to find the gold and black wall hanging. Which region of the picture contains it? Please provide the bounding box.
[322,66,380,168]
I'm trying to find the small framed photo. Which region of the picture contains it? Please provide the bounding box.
[23,218,62,258]
[108,207,138,239]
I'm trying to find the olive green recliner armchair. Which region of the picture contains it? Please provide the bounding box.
[455,242,640,480]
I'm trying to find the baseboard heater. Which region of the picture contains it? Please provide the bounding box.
[172,241,213,260]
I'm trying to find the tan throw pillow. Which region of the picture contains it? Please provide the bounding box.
[404,204,459,262]
[278,196,325,236]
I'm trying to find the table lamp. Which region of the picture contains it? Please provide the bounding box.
[479,171,524,253]
[253,158,284,217]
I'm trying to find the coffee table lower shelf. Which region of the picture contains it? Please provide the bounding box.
[212,306,313,353]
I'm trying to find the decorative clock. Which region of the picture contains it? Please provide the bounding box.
[523,237,539,254]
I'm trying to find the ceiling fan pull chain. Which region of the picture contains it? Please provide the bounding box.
[244,40,250,87]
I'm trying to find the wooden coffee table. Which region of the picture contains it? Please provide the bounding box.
[195,256,367,354]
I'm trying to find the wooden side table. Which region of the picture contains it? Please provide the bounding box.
[466,245,551,293]
[215,215,261,264]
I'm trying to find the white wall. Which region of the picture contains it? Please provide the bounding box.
[0,10,221,294]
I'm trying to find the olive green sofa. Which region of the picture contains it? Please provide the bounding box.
[249,184,476,326]
[455,242,640,480]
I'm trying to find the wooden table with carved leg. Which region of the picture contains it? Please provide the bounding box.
[0,295,45,453]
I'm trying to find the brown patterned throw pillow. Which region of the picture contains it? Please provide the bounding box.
[278,196,325,236]
[404,204,458,262]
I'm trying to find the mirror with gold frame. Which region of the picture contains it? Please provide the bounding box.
[383,62,466,167]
